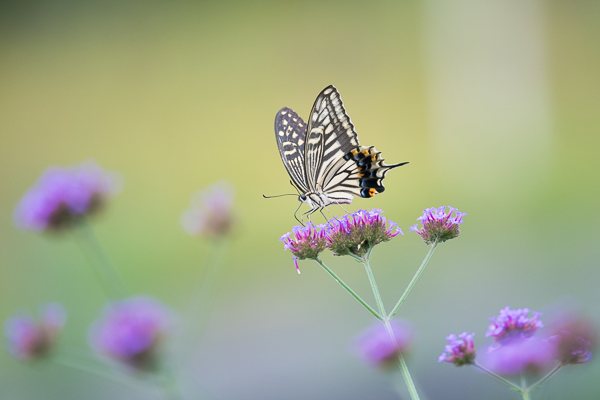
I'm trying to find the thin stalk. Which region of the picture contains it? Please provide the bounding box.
[474,362,522,392]
[156,367,184,400]
[362,256,421,400]
[389,243,437,318]
[314,258,382,320]
[521,390,532,400]
[53,357,139,388]
[74,219,126,298]
[526,363,562,392]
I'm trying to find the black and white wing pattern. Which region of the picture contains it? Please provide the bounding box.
[304,85,359,191]
[274,85,408,208]
[274,107,309,193]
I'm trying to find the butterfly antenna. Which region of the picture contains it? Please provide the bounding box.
[262,193,297,199]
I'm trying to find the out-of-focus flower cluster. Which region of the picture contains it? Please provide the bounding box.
[90,296,172,371]
[356,320,413,369]
[14,162,120,232]
[181,181,235,239]
[4,304,66,361]
[439,307,597,377]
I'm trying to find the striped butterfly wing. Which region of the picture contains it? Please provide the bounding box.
[305,85,409,203]
[321,145,408,203]
[304,85,360,192]
[274,107,309,194]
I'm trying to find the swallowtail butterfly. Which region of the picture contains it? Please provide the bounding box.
[274,85,408,218]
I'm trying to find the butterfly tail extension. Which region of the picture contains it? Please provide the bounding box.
[343,146,408,198]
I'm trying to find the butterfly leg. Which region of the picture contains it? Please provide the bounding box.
[293,202,305,226]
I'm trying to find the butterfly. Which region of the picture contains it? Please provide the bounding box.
[273,85,408,221]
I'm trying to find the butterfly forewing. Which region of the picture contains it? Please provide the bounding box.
[304,86,360,191]
[274,107,309,193]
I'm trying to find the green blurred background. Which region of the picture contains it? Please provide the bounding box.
[1,0,599,399]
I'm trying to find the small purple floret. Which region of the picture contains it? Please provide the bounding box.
[181,181,235,239]
[90,297,172,371]
[487,307,543,343]
[410,206,465,245]
[4,303,66,361]
[439,332,476,366]
[280,222,327,272]
[356,320,412,368]
[325,209,402,257]
[14,162,120,232]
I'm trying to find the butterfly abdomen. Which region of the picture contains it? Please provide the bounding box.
[344,146,408,198]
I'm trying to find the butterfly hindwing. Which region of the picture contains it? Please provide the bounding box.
[274,107,309,193]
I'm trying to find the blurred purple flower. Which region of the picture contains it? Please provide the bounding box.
[356,320,412,368]
[410,206,465,245]
[483,337,556,376]
[280,222,327,273]
[487,307,543,343]
[4,303,66,361]
[182,181,235,239]
[439,332,476,366]
[549,313,597,365]
[325,209,402,258]
[90,296,172,371]
[15,162,120,232]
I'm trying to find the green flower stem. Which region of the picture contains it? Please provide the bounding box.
[389,243,437,318]
[53,356,139,389]
[474,362,522,392]
[156,367,185,400]
[526,363,562,392]
[521,390,532,400]
[314,258,382,321]
[74,218,126,299]
[362,257,421,400]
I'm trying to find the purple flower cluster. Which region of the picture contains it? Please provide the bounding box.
[325,209,402,257]
[90,297,172,371]
[15,162,120,232]
[280,209,401,270]
[439,332,476,366]
[280,222,327,273]
[486,307,543,343]
[181,181,235,239]
[411,206,465,245]
[4,304,66,361]
[356,320,412,368]
[440,307,597,377]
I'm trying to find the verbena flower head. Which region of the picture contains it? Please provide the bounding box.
[90,297,172,371]
[483,337,556,376]
[15,162,120,232]
[356,320,412,369]
[4,303,66,361]
[439,332,476,366]
[325,209,402,258]
[280,222,327,273]
[486,307,543,343]
[410,206,465,245]
[181,181,235,239]
[549,313,597,365]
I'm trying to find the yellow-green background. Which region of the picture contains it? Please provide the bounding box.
[1,1,598,399]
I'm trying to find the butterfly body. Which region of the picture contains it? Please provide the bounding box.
[274,85,407,219]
